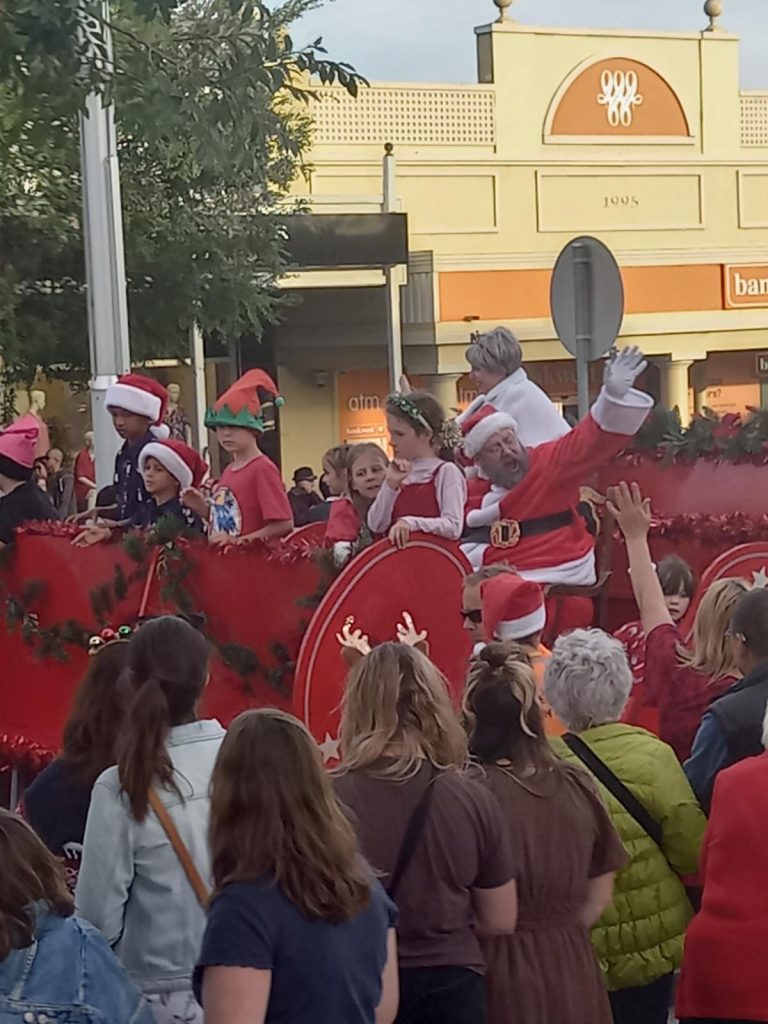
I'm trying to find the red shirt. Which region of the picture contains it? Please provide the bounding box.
[209,455,292,538]
[614,620,660,736]
[74,448,95,504]
[324,498,363,545]
[643,623,735,761]
[676,753,768,1021]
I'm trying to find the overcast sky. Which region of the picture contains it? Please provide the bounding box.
[296,0,767,89]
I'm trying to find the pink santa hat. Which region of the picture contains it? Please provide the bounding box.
[461,404,518,459]
[106,374,170,438]
[138,439,208,491]
[0,413,39,478]
[482,573,546,644]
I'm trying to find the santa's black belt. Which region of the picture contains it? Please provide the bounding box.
[462,510,575,549]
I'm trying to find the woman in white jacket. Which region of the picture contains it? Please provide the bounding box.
[458,327,571,448]
[76,616,224,1024]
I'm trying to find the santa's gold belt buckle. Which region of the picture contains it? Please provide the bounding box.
[490,519,521,548]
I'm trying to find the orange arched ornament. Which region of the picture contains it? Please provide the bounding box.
[545,57,693,143]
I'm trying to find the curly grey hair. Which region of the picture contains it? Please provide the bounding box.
[465,327,523,378]
[543,629,633,733]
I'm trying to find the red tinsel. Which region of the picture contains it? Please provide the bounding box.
[17,521,82,538]
[0,734,56,776]
[648,514,768,543]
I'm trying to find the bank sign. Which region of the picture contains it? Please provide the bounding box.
[725,265,768,308]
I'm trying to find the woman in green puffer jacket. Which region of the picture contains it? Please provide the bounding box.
[545,628,706,1024]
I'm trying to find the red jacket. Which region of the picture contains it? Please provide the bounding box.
[676,752,768,1021]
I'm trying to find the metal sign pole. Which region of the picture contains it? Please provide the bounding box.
[382,144,404,391]
[79,2,131,487]
[573,241,593,421]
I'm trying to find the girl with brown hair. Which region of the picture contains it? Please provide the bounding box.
[0,810,154,1024]
[464,645,627,1024]
[75,616,224,1024]
[23,637,130,889]
[335,642,517,1024]
[324,442,389,564]
[195,708,398,1024]
[609,482,748,760]
[367,391,467,549]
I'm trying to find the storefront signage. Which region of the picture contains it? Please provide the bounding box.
[757,353,768,378]
[725,265,768,308]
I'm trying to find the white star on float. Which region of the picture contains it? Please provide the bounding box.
[318,732,341,764]
[751,567,768,589]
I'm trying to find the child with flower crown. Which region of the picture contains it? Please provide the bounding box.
[367,391,467,549]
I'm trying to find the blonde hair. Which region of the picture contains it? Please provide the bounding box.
[339,642,468,778]
[677,578,749,681]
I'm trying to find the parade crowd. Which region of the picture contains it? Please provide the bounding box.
[1,329,767,1024]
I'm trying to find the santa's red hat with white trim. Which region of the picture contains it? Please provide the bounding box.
[461,404,518,459]
[138,440,208,490]
[106,374,169,438]
[482,573,546,643]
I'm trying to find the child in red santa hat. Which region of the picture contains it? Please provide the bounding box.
[75,440,208,545]
[367,391,467,549]
[182,370,293,546]
[479,572,564,736]
[0,413,56,547]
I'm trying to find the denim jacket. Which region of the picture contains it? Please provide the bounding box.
[75,720,224,995]
[0,905,153,1024]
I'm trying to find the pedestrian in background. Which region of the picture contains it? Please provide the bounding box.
[76,616,224,1024]
[336,642,518,1024]
[288,465,323,526]
[196,708,398,1024]
[0,810,154,1024]
[545,629,706,1024]
[464,643,626,1024]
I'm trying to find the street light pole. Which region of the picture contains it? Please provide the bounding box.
[382,143,404,391]
[79,1,131,487]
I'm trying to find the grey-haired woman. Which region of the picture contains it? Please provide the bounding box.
[457,327,570,448]
[544,628,706,1024]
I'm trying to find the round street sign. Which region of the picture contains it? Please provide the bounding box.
[550,235,624,361]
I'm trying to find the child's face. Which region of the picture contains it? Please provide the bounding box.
[216,425,258,454]
[351,452,387,501]
[386,413,430,461]
[323,459,346,497]
[664,592,691,623]
[142,456,178,497]
[110,407,152,442]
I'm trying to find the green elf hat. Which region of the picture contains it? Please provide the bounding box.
[205,369,284,433]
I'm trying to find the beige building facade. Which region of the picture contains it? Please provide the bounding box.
[274,2,768,474]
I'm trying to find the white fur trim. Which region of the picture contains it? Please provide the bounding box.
[456,393,486,425]
[106,382,162,423]
[151,424,170,440]
[495,605,546,641]
[464,411,519,458]
[591,387,654,436]
[139,443,192,489]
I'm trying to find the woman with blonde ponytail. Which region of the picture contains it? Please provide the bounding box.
[76,616,224,1024]
[465,643,627,1024]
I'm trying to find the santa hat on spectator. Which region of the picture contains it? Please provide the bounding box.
[106,374,169,438]
[205,369,283,433]
[138,440,208,491]
[482,573,546,643]
[461,405,518,459]
[0,413,39,481]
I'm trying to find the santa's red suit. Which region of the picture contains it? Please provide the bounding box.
[461,387,653,580]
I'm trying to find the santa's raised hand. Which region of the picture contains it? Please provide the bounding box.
[604,346,648,400]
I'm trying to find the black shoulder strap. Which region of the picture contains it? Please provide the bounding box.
[387,767,439,899]
[562,733,663,847]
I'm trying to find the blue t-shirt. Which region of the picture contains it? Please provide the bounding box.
[194,877,396,1023]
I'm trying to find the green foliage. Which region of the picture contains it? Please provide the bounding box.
[627,406,768,464]
[0,0,365,383]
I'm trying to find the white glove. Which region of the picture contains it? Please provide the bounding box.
[604,346,647,400]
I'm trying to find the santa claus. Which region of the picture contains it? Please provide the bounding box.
[460,346,653,583]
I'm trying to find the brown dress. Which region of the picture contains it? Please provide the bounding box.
[476,763,627,1024]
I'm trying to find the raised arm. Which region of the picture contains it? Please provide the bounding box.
[607,481,672,635]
